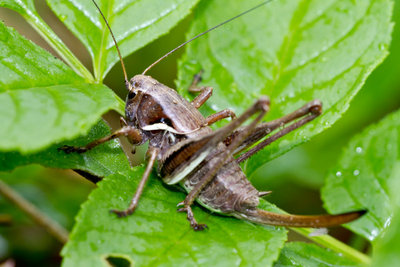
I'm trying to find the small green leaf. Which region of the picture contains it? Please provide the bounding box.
[46,0,200,81]
[62,168,287,267]
[0,120,130,178]
[274,242,360,267]
[177,0,393,176]
[0,22,123,153]
[322,109,400,243]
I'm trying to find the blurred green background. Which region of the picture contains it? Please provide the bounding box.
[0,0,399,265]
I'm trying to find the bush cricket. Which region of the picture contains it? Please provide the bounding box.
[60,0,366,231]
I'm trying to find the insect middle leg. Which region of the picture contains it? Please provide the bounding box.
[178,97,270,230]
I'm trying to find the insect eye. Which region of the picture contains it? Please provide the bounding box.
[128,90,136,99]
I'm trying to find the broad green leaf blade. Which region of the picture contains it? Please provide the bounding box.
[372,211,400,266]
[46,0,200,81]
[0,0,93,80]
[372,160,400,267]
[177,0,393,176]
[322,109,400,243]
[274,242,360,267]
[0,21,123,153]
[62,169,287,267]
[0,120,131,178]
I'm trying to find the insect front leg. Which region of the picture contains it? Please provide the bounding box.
[205,109,236,126]
[59,126,143,153]
[178,97,270,230]
[111,147,159,217]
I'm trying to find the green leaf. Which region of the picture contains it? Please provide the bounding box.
[274,242,360,267]
[280,0,400,190]
[371,126,400,266]
[62,168,287,267]
[0,21,123,153]
[322,109,400,243]
[46,0,200,81]
[0,0,94,80]
[0,165,93,258]
[177,0,393,177]
[0,120,130,178]
[0,164,93,229]
[0,0,37,17]
[372,211,400,266]
[372,184,400,266]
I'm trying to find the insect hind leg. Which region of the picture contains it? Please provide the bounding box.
[235,100,322,163]
[177,97,269,230]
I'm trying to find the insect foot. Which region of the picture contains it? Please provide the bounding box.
[110,209,134,218]
[177,203,208,231]
[307,99,323,115]
[58,145,87,154]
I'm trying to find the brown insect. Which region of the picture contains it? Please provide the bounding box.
[60,0,365,230]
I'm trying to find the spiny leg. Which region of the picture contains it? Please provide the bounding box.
[59,126,143,153]
[164,97,269,183]
[224,100,321,151]
[236,100,322,163]
[111,147,159,217]
[178,98,269,230]
[220,100,321,161]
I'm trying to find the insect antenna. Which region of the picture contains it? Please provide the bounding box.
[91,0,130,89]
[142,0,274,75]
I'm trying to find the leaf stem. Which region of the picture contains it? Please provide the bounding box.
[292,228,371,265]
[21,11,94,82]
[0,180,69,244]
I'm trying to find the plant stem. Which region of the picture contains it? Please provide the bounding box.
[21,10,94,82]
[293,228,371,265]
[0,180,69,244]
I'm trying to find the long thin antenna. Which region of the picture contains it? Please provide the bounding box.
[92,0,129,87]
[142,0,274,75]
